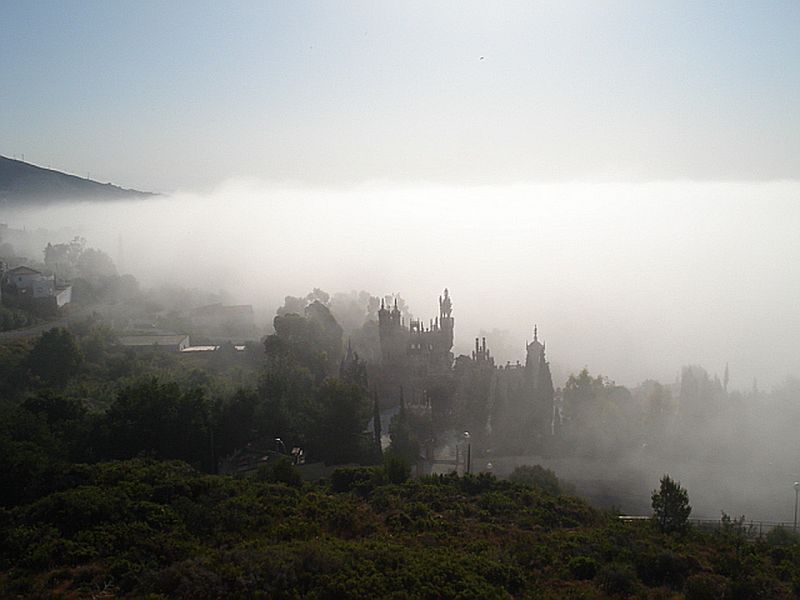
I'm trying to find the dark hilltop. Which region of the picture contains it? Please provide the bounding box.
[0,155,156,206]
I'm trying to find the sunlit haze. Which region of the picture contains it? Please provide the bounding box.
[7,180,800,390]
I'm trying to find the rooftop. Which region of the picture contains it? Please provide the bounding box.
[118,334,189,347]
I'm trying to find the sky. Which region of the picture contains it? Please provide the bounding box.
[2,1,799,191]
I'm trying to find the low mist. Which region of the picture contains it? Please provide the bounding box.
[7,180,799,392]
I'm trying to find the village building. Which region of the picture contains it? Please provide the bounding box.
[118,334,190,352]
[0,265,72,311]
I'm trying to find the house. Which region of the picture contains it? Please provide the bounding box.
[118,334,190,352]
[0,265,72,310]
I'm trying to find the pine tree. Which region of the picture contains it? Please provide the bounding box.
[389,387,419,465]
[372,391,383,462]
[651,475,692,533]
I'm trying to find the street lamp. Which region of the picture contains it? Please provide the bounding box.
[463,431,471,475]
[794,482,799,532]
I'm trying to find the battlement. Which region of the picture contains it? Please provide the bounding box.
[378,288,454,372]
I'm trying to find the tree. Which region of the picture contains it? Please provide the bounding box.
[372,392,383,462]
[27,328,83,386]
[388,388,419,465]
[311,378,371,465]
[651,474,691,533]
[266,301,343,382]
[509,464,561,496]
[102,378,213,469]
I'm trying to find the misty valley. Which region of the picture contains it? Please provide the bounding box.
[2,203,800,598]
[3,2,800,594]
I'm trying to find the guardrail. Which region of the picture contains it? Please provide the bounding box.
[618,515,795,539]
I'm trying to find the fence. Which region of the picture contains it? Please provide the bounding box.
[618,515,796,539]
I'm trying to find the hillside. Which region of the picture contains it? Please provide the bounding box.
[0,156,155,205]
[1,460,797,599]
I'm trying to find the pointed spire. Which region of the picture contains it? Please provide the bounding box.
[534,324,538,342]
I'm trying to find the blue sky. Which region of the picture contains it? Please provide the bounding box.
[2,1,799,191]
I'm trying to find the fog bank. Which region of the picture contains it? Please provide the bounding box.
[5,179,800,390]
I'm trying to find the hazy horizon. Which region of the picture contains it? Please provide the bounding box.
[5,178,800,392]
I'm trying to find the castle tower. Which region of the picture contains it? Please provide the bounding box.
[438,288,454,349]
[378,296,406,365]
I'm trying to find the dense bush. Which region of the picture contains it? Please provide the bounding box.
[255,456,303,488]
[568,555,598,580]
[684,572,729,600]
[508,464,561,495]
[1,458,800,598]
[595,562,639,596]
[330,465,387,496]
[766,525,800,547]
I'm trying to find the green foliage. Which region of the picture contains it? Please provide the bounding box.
[27,327,83,387]
[384,453,411,485]
[508,464,561,495]
[265,300,343,382]
[766,525,800,547]
[684,572,730,600]
[0,304,38,331]
[1,457,799,598]
[102,378,212,468]
[256,457,302,488]
[633,546,690,587]
[388,396,419,465]
[651,474,691,534]
[595,562,639,597]
[569,555,598,580]
[312,378,371,465]
[330,466,387,496]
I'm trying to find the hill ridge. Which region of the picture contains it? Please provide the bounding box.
[0,155,156,205]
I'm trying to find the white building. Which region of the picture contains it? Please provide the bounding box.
[118,334,190,352]
[1,265,72,308]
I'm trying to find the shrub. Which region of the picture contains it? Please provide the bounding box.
[684,573,729,600]
[256,457,302,488]
[383,454,411,485]
[330,466,386,496]
[595,563,638,597]
[568,555,598,580]
[635,547,690,587]
[508,464,561,495]
[766,525,800,547]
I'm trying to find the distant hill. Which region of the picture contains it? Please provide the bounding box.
[0,156,156,206]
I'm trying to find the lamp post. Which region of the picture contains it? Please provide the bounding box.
[463,431,471,475]
[794,482,799,532]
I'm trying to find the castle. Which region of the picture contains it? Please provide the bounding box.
[375,289,555,450]
[378,288,454,376]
